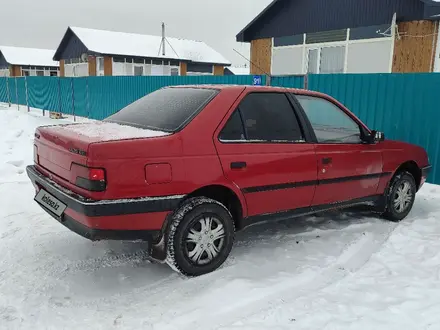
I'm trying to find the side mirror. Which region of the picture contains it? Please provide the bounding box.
[370,130,385,143]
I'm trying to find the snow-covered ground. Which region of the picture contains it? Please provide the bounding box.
[1,104,440,330]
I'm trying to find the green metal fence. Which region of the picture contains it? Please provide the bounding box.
[270,75,305,89]
[0,73,438,184]
[0,78,8,104]
[307,73,440,184]
[0,75,266,120]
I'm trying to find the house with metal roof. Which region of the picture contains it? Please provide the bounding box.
[0,46,59,77]
[53,26,231,77]
[236,0,440,75]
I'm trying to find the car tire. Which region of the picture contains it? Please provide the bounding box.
[383,171,417,222]
[166,197,235,277]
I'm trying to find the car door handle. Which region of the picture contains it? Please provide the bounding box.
[231,162,247,169]
[322,157,332,165]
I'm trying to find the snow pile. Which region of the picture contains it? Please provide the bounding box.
[1,104,440,329]
[47,121,170,142]
[225,66,250,75]
[0,105,72,184]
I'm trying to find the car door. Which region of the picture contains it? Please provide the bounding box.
[294,94,383,206]
[214,91,318,218]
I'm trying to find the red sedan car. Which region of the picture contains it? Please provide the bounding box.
[27,85,431,276]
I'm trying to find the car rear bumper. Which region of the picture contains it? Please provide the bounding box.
[26,165,184,242]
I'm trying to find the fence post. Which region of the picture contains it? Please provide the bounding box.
[303,74,309,90]
[86,77,90,118]
[57,77,62,114]
[5,76,10,107]
[24,75,30,112]
[15,77,18,110]
[71,78,76,122]
[266,75,271,86]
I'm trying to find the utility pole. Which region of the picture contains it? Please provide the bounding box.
[162,22,166,56]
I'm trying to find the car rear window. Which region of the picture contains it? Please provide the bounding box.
[104,87,218,132]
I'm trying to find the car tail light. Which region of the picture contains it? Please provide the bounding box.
[71,163,106,192]
[89,168,105,181]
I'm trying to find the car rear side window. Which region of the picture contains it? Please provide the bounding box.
[104,87,218,132]
[219,110,245,141]
[238,93,304,142]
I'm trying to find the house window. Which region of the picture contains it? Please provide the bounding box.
[307,46,345,74]
[96,57,105,76]
[171,67,179,76]
[187,63,213,75]
[307,49,319,74]
[112,57,182,76]
[0,68,10,77]
[134,65,144,76]
[320,46,345,73]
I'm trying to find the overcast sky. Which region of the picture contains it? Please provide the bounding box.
[0,0,272,66]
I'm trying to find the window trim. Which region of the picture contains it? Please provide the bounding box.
[292,93,371,145]
[306,45,346,74]
[217,91,310,145]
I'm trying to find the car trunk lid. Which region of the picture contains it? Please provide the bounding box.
[34,122,170,183]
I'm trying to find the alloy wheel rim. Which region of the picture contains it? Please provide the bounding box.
[184,215,225,266]
[393,181,413,213]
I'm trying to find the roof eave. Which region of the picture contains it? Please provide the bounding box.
[235,0,281,42]
[0,51,10,66]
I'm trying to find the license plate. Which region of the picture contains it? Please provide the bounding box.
[35,189,67,217]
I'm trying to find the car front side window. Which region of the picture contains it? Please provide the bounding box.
[295,95,362,144]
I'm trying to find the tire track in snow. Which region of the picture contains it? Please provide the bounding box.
[55,220,375,311]
[163,221,398,330]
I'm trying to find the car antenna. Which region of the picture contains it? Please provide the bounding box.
[233,48,272,85]
[233,48,307,90]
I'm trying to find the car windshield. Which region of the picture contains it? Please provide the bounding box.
[104,87,218,132]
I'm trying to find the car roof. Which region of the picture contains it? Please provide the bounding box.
[168,84,324,97]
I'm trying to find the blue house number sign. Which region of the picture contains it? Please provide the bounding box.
[253,75,262,86]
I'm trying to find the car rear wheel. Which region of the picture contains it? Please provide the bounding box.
[166,197,235,276]
[383,171,416,222]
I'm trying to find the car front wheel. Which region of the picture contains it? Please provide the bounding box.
[166,197,235,276]
[383,171,416,222]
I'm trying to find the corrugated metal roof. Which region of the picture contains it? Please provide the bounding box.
[55,26,230,65]
[237,0,440,42]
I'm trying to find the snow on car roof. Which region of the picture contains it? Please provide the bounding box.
[70,26,231,65]
[0,46,58,67]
